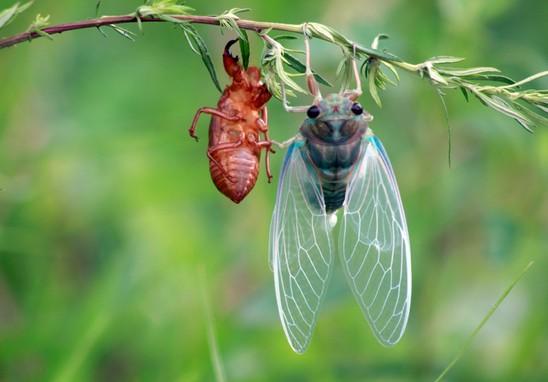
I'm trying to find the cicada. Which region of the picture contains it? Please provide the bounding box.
[189,39,274,203]
[269,38,411,353]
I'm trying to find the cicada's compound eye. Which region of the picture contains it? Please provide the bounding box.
[307,105,321,119]
[351,102,363,115]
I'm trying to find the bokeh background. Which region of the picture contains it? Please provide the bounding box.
[0,0,547,381]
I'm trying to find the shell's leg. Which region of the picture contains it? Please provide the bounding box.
[256,107,274,183]
[208,137,244,183]
[189,107,240,142]
[255,140,274,183]
[257,107,275,153]
[223,39,244,81]
[342,44,362,101]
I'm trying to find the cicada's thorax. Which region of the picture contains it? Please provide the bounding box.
[300,94,369,213]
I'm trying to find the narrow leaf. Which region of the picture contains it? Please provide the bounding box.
[498,70,548,89]
[110,24,136,41]
[427,56,466,64]
[182,25,222,92]
[0,1,33,30]
[371,33,389,49]
[382,61,400,83]
[463,74,516,85]
[460,87,469,102]
[0,5,18,29]
[272,34,298,41]
[368,61,382,107]
[437,67,500,76]
[238,28,250,69]
[283,52,333,87]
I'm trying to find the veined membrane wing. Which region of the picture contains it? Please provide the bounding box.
[339,135,411,346]
[269,139,334,354]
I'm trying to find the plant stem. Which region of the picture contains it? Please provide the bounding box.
[1,10,545,130]
[433,261,535,382]
[0,14,301,50]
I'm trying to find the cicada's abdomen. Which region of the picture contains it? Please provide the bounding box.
[209,147,259,203]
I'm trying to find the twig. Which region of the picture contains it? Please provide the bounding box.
[1,6,546,131]
[0,15,300,50]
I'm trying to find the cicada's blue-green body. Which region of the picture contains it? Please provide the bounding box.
[298,94,369,213]
[270,94,411,354]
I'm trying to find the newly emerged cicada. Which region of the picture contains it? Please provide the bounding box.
[270,37,412,353]
[189,39,274,203]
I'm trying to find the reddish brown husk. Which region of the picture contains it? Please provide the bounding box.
[189,39,273,203]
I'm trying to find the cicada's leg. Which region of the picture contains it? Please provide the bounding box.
[303,28,321,100]
[256,107,276,183]
[271,136,296,150]
[189,107,240,142]
[280,83,310,113]
[342,44,363,101]
[279,29,323,113]
[261,29,320,114]
[207,137,244,183]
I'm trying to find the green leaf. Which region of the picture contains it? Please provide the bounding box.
[0,6,18,30]
[437,67,500,76]
[371,33,389,49]
[239,29,250,69]
[460,87,469,102]
[427,56,466,64]
[382,61,400,83]
[110,24,136,41]
[367,60,382,107]
[473,91,534,132]
[458,73,516,85]
[272,34,298,41]
[0,1,33,30]
[499,70,548,89]
[137,0,194,18]
[283,52,332,87]
[181,24,222,92]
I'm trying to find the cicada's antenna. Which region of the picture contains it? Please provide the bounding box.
[343,43,363,101]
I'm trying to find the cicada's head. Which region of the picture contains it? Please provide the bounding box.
[302,93,372,143]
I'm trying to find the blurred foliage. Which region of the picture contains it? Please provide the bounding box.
[0,0,547,381]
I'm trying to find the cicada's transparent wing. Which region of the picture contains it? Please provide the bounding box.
[269,140,334,354]
[339,135,411,346]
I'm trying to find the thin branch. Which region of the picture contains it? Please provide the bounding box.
[0,14,301,50]
[1,9,546,131]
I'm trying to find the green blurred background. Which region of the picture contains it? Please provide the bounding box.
[0,0,547,381]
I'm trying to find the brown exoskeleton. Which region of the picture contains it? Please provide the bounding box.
[189,39,274,203]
